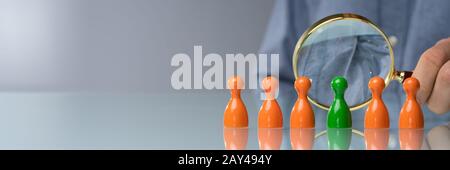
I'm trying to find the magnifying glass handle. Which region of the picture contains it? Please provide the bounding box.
[394,71,413,83]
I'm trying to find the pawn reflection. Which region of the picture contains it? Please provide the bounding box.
[327,128,352,150]
[258,128,283,150]
[364,128,389,150]
[290,128,315,150]
[398,128,424,150]
[223,128,248,150]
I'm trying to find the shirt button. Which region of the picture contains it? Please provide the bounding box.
[389,36,398,47]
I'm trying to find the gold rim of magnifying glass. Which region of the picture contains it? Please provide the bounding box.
[292,13,395,111]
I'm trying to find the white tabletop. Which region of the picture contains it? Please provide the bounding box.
[0,92,447,150]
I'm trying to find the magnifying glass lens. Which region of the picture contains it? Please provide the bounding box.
[297,19,391,107]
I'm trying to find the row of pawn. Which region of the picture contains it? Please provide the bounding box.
[224,75,424,129]
[224,127,424,150]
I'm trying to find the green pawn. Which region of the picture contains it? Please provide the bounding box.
[327,76,352,128]
[327,128,352,150]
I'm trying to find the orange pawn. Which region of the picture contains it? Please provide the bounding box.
[258,76,283,128]
[290,128,315,150]
[223,128,248,150]
[399,129,424,150]
[365,76,390,128]
[364,129,389,150]
[290,76,315,128]
[399,77,424,129]
[258,128,283,150]
[224,76,248,128]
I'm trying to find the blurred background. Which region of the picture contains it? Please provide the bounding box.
[0,0,275,149]
[0,0,273,93]
[1,0,447,150]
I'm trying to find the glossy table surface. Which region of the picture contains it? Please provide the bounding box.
[225,127,437,150]
[0,92,448,150]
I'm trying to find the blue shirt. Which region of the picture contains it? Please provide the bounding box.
[259,0,450,129]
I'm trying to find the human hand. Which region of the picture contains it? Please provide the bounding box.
[413,37,450,114]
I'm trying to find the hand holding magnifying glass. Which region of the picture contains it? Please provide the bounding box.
[293,13,449,114]
[413,37,450,114]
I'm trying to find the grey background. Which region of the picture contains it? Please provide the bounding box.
[0,0,275,149]
[0,0,447,149]
[0,0,274,92]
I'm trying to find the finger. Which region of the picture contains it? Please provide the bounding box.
[427,60,450,114]
[412,38,450,104]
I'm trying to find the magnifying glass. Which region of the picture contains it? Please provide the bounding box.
[292,13,413,111]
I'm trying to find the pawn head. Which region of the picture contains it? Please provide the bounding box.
[331,76,348,92]
[368,76,385,92]
[294,76,311,93]
[403,77,420,94]
[261,76,279,94]
[227,76,244,90]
